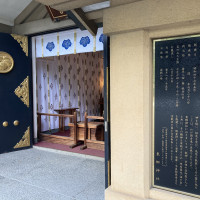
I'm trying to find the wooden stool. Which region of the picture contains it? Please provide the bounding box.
[68,121,104,141]
[69,112,104,150]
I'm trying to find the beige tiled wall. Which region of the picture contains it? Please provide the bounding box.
[104,0,200,200]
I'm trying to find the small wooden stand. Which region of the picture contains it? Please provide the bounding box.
[68,113,104,151]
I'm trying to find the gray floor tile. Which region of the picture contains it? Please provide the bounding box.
[0,148,105,200]
[0,178,72,200]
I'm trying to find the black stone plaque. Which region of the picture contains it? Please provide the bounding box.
[153,35,200,197]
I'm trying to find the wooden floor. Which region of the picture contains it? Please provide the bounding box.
[39,128,105,151]
[39,133,74,146]
[34,141,105,158]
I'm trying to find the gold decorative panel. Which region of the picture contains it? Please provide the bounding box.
[0,52,14,73]
[14,76,29,108]
[14,126,30,149]
[11,34,28,56]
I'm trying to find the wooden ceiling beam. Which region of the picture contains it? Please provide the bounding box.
[0,23,12,34]
[36,0,106,11]
[52,0,106,11]
[35,0,75,6]
[44,12,50,19]
[12,18,75,35]
[85,9,103,20]
[94,18,103,24]
[25,4,48,23]
[14,1,40,25]
[68,8,98,36]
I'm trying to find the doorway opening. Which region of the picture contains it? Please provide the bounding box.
[32,28,105,158]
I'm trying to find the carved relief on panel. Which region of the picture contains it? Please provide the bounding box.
[14,76,29,108]
[0,52,14,73]
[14,126,30,149]
[11,34,28,56]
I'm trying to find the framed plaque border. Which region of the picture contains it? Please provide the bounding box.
[152,34,200,199]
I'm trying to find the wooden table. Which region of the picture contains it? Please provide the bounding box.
[54,107,78,131]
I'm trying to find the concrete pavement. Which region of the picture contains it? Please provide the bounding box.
[0,148,105,200]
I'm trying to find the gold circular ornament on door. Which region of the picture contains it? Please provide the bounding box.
[0,52,14,73]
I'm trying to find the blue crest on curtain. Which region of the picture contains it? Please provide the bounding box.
[62,39,72,50]
[99,34,103,43]
[36,28,104,57]
[80,36,90,47]
[46,42,55,51]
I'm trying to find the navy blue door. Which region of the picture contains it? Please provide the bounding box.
[0,33,33,154]
[103,35,111,188]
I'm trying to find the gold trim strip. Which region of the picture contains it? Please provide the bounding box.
[93,36,96,52]
[14,126,30,149]
[57,33,60,56]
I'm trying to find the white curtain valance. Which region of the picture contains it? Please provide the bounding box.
[35,27,103,58]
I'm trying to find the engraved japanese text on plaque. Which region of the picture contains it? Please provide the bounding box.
[153,35,200,197]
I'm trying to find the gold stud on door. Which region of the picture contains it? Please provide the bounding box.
[2,121,8,127]
[13,120,19,126]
